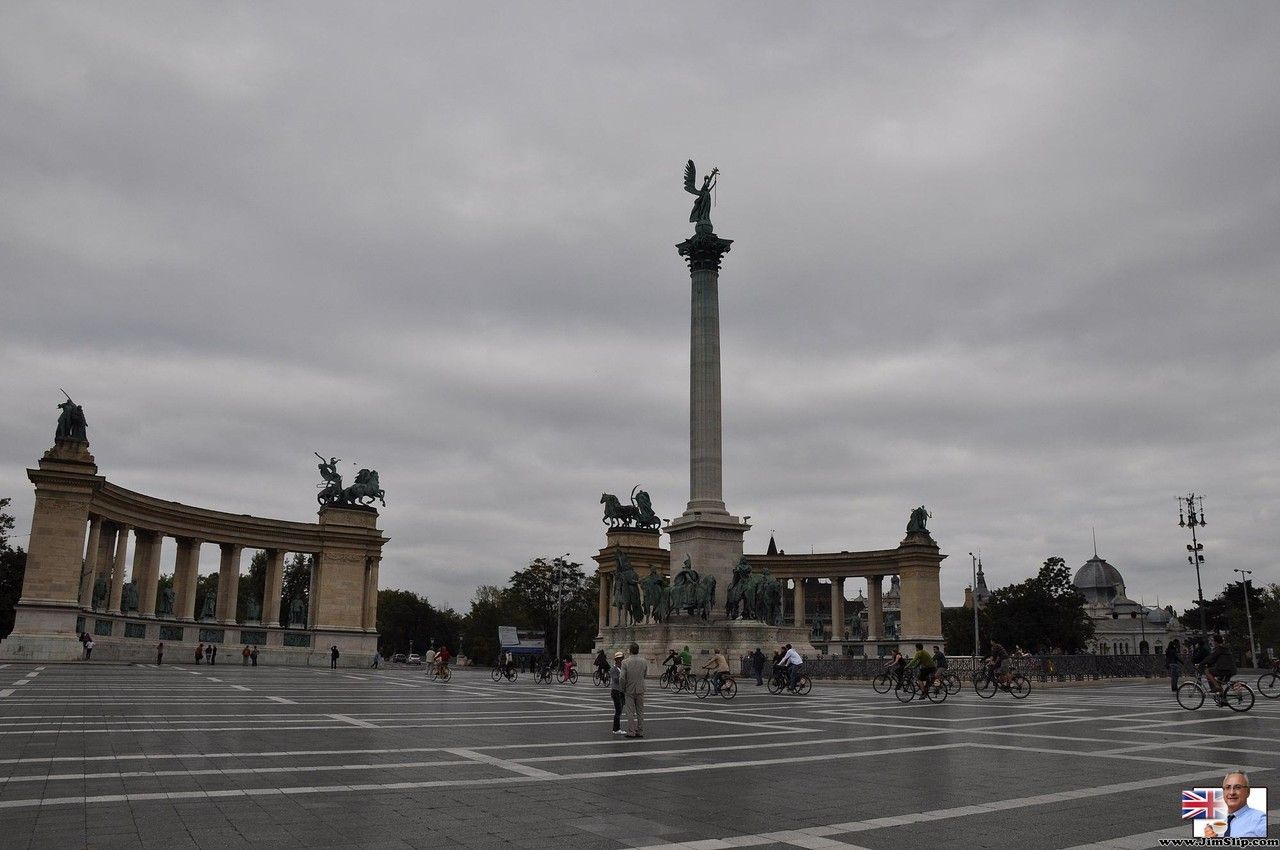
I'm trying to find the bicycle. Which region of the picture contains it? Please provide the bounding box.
[974,668,1030,699]
[431,665,451,683]
[557,666,579,685]
[694,671,738,700]
[490,665,517,683]
[767,667,812,696]
[1177,672,1254,712]
[938,670,962,696]
[871,667,903,694]
[592,668,608,687]
[1257,662,1279,700]
[896,672,947,704]
[670,667,696,694]
[534,663,555,685]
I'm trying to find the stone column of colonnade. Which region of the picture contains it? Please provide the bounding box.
[172,538,202,620]
[217,543,243,625]
[78,517,104,607]
[830,577,845,638]
[362,556,380,631]
[108,525,130,614]
[792,579,806,628]
[264,549,286,628]
[138,531,164,616]
[95,523,118,590]
[866,575,883,640]
[597,574,609,634]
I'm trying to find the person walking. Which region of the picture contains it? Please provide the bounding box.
[195,642,204,664]
[242,645,251,666]
[750,647,765,686]
[156,642,164,665]
[84,637,95,661]
[1164,639,1182,693]
[620,643,648,738]
[371,651,381,669]
[609,652,626,735]
[330,645,340,669]
[250,647,259,666]
[210,644,218,665]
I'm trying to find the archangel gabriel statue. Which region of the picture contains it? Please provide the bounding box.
[684,160,719,225]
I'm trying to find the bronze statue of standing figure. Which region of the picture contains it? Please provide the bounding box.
[684,160,719,225]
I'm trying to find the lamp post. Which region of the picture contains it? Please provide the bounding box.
[969,552,980,661]
[1234,568,1258,668]
[1177,494,1208,634]
[553,554,570,663]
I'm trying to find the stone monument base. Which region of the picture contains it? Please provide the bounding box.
[595,619,817,674]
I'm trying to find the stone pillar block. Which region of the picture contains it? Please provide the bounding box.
[108,526,130,614]
[139,532,163,617]
[79,516,103,607]
[793,578,806,627]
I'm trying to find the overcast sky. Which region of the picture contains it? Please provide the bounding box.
[2,3,1277,614]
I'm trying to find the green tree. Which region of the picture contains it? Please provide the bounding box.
[1183,579,1276,665]
[0,498,27,640]
[942,605,989,656]
[505,555,597,658]
[460,584,525,667]
[280,553,312,622]
[376,588,461,657]
[236,550,267,622]
[983,557,1093,654]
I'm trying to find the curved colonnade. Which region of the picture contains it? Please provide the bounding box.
[0,439,385,665]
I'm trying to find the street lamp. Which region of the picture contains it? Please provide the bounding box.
[553,554,570,663]
[1234,568,1258,668]
[969,552,980,662]
[1177,494,1208,634]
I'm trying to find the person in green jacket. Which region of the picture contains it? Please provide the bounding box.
[909,643,936,697]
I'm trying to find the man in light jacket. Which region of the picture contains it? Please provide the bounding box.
[619,643,648,738]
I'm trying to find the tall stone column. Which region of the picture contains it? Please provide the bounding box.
[830,578,845,639]
[667,221,748,601]
[897,534,945,651]
[174,538,201,621]
[217,543,243,625]
[139,532,163,617]
[108,525,130,614]
[264,549,286,628]
[866,575,883,641]
[79,516,103,607]
[793,579,806,628]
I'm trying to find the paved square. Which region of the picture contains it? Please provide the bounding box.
[0,662,1276,849]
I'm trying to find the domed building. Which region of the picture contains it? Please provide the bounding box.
[1072,551,1185,655]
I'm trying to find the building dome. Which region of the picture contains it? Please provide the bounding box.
[1073,555,1127,605]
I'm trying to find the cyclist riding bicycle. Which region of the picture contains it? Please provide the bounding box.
[703,648,730,694]
[662,649,680,678]
[885,649,907,689]
[1203,634,1236,697]
[435,645,451,678]
[909,643,936,697]
[931,645,948,687]
[778,643,804,692]
[985,641,1010,688]
[562,654,576,682]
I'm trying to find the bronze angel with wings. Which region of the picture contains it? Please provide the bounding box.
[684,159,719,224]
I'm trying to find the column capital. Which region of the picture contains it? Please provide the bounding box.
[677,229,733,272]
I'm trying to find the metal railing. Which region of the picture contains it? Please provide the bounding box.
[740,653,1164,681]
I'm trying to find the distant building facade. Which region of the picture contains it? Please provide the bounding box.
[1072,553,1184,655]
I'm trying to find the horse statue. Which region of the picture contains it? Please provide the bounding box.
[600,486,661,530]
[725,556,753,620]
[640,567,668,623]
[600,493,640,528]
[689,574,717,621]
[611,548,644,625]
[339,469,386,508]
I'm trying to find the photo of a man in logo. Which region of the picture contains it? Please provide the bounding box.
[1200,772,1266,838]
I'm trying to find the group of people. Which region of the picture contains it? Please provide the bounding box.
[884,643,956,696]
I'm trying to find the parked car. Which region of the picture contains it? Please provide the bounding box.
[407,653,422,665]
[390,653,407,664]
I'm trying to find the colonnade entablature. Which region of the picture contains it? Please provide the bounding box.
[0,436,386,665]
